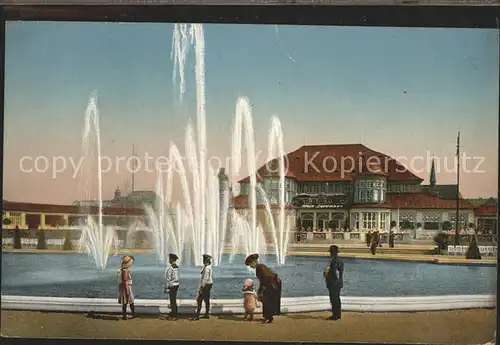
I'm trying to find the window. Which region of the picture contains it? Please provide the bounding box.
[380,212,389,231]
[240,183,248,196]
[448,213,467,222]
[359,190,372,203]
[423,213,441,222]
[362,212,377,230]
[352,212,360,229]
[424,222,439,230]
[9,212,22,225]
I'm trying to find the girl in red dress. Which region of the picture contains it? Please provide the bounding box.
[117,255,135,320]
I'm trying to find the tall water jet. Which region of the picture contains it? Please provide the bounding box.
[162,23,290,266]
[231,97,259,255]
[267,116,290,264]
[77,91,118,270]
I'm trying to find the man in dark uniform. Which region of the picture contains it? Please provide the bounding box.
[324,245,344,320]
[164,253,180,320]
[245,253,282,323]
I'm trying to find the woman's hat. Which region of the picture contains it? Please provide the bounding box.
[121,255,134,269]
[169,253,179,261]
[329,245,339,253]
[244,253,259,266]
[202,254,212,260]
[244,278,254,287]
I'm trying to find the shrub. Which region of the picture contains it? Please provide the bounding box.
[401,220,413,229]
[441,221,452,231]
[63,231,73,250]
[2,218,12,226]
[416,222,422,228]
[465,236,482,260]
[468,223,475,229]
[36,230,47,250]
[390,220,397,228]
[433,232,448,250]
[13,228,22,249]
[56,218,67,228]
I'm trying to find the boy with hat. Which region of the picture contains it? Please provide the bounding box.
[324,245,344,320]
[117,255,135,320]
[244,253,282,323]
[191,254,213,320]
[165,253,180,320]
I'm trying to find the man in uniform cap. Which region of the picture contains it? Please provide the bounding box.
[245,253,282,323]
[165,253,180,320]
[324,245,344,320]
[191,254,213,320]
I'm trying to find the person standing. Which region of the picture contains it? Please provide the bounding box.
[117,255,135,320]
[244,253,282,323]
[388,230,395,248]
[370,230,379,255]
[366,229,372,247]
[191,254,213,320]
[165,253,180,320]
[324,245,344,321]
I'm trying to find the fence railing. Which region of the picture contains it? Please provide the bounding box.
[447,245,497,256]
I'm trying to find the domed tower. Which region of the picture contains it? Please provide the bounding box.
[353,154,387,204]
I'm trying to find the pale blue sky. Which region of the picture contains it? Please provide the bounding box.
[4,22,498,203]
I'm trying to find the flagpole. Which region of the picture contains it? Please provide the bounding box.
[455,131,460,246]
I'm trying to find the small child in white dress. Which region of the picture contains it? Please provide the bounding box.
[242,278,260,321]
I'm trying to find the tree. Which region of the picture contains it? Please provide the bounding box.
[63,231,73,250]
[13,227,22,249]
[36,230,47,250]
[56,218,67,228]
[441,221,452,231]
[433,232,448,253]
[3,217,12,226]
[401,220,413,229]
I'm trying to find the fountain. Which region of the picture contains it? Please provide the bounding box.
[76,91,118,270]
[145,23,292,267]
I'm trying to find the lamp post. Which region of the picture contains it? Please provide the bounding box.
[455,132,460,246]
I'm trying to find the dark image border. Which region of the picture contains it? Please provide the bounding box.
[0,3,498,345]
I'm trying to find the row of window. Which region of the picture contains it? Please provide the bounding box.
[387,184,421,193]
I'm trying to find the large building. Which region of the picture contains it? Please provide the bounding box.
[2,144,497,241]
[233,144,496,238]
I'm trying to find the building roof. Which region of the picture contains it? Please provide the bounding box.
[421,184,461,200]
[232,195,295,209]
[385,193,474,209]
[474,204,497,216]
[239,144,422,183]
[467,197,498,207]
[233,192,475,210]
[3,200,146,216]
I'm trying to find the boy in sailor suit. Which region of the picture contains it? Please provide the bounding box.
[191,254,213,320]
[165,253,180,320]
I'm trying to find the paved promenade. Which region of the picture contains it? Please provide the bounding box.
[1,309,496,343]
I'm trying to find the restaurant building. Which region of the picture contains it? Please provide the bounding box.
[233,144,487,239]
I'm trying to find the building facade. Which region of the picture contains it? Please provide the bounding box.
[234,144,494,238]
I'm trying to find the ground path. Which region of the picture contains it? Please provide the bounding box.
[1,309,496,343]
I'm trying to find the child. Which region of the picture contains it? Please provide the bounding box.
[117,255,135,320]
[242,278,260,321]
[165,253,180,320]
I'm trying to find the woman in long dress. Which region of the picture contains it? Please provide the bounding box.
[117,255,135,320]
[244,253,282,323]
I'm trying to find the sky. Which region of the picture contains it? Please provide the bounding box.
[3,22,498,205]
